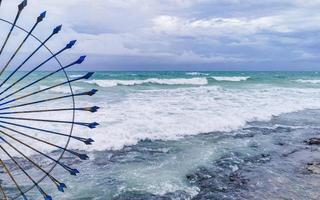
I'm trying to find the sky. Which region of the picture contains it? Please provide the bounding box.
[1,0,320,71]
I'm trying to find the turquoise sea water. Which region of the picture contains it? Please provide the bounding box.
[2,71,320,199]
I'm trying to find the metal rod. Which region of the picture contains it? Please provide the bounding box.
[0,131,67,192]
[0,183,9,200]
[0,124,89,160]
[0,72,93,107]
[0,25,62,89]
[0,115,99,128]
[0,143,49,199]
[0,40,76,96]
[0,132,79,176]
[0,89,97,111]
[0,120,94,144]
[0,11,46,78]
[0,56,87,103]
[0,106,100,115]
[0,0,27,56]
[0,159,27,199]
[0,55,82,103]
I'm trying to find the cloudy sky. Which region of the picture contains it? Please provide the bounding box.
[1,0,320,70]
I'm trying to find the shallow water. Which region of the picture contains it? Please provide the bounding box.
[16,109,320,199]
[2,71,320,199]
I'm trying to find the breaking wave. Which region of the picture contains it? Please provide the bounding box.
[212,76,250,81]
[84,78,208,87]
[39,85,84,94]
[186,72,209,76]
[295,79,320,84]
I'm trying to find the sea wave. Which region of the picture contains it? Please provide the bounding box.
[69,74,83,78]
[295,79,320,84]
[39,85,84,94]
[186,72,209,76]
[72,86,320,152]
[211,76,250,81]
[84,78,208,87]
[12,84,320,154]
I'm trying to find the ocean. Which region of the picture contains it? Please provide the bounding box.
[2,71,320,199]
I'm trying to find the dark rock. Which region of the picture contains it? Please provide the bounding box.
[305,138,320,145]
[306,162,320,174]
[282,149,300,157]
[275,141,285,146]
[233,133,255,139]
[244,153,271,164]
[229,170,248,186]
[113,190,191,200]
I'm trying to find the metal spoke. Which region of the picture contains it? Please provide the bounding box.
[0,40,76,96]
[0,132,80,176]
[0,119,94,145]
[0,159,27,199]
[0,11,46,78]
[0,124,89,160]
[0,116,99,129]
[0,89,98,111]
[0,143,51,199]
[0,0,27,57]
[0,25,62,89]
[0,106,100,115]
[0,72,94,106]
[0,183,9,200]
[0,131,67,192]
[0,1,98,198]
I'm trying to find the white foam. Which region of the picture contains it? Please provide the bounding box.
[70,85,320,152]
[7,83,320,155]
[84,78,208,87]
[295,79,320,84]
[39,85,84,94]
[186,72,209,76]
[212,76,250,81]
[69,74,83,78]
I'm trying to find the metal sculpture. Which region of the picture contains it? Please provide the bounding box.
[0,1,99,199]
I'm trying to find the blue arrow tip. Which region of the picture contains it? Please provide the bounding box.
[18,0,27,10]
[83,72,94,79]
[53,25,62,34]
[66,40,77,49]
[84,138,94,145]
[88,122,99,129]
[87,89,98,96]
[70,168,79,176]
[37,11,46,22]
[57,183,66,192]
[44,195,52,200]
[90,106,100,113]
[40,11,46,18]
[76,55,86,64]
[79,154,89,160]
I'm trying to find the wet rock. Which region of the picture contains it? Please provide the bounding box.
[113,191,170,200]
[282,149,300,157]
[113,190,191,200]
[186,152,252,200]
[305,138,320,145]
[249,142,259,148]
[244,153,271,164]
[306,162,320,174]
[275,141,285,146]
[229,170,248,186]
[233,132,255,139]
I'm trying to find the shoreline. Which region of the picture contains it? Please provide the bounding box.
[4,108,319,199]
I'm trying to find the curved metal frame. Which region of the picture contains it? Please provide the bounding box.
[0,1,98,199]
[0,17,76,199]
